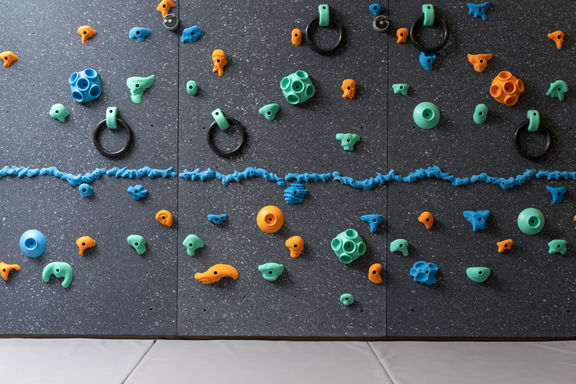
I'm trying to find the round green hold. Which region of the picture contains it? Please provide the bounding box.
[258,262,285,282]
[331,229,366,264]
[390,238,409,256]
[340,293,355,306]
[413,101,440,129]
[517,208,545,235]
[258,103,280,121]
[127,234,146,255]
[182,234,205,256]
[186,80,198,95]
[106,106,118,129]
[473,104,488,124]
[466,267,491,283]
[49,103,69,123]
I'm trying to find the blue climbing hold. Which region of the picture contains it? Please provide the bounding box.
[463,210,491,232]
[181,26,204,43]
[419,52,436,71]
[69,68,102,103]
[284,183,309,205]
[467,2,490,21]
[546,186,567,204]
[127,184,148,200]
[207,214,228,225]
[369,3,382,16]
[129,27,151,42]
[19,230,47,258]
[410,261,438,285]
[361,214,384,233]
[78,183,93,198]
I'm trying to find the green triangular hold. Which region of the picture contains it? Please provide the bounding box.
[126,75,156,104]
[258,103,280,121]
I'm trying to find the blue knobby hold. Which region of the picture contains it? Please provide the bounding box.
[69,68,102,103]
[181,26,204,43]
[127,184,148,200]
[546,186,567,204]
[207,214,228,225]
[419,51,436,71]
[78,183,93,198]
[369,3,382,16]
[361,214,384,233]
[463,210,491,231]
[467,2,490,20]
[410,261,438,285]
[284,183,309,205]
[129,27,151,42]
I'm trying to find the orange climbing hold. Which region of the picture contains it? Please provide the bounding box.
[285,236,304,258]
[212,49,228,77]
[418,211,434,230]
[341,79,356,99]
[156,210,174,227]
[0,51,18,68]
[547,30,565,50]
[291,28,302,46]
[368,263,383,284]
[467,53,493,72]
[257,205,284,234]
[490,71,524,107]
[396,28,409,44]
[77,26,97,44]
[195,264,239,285]
[497,239,514,253]
[76,236,96,256]
[0,262,21,281]
[156,0,176,18]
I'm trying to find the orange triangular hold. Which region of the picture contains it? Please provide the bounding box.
[467,53,493,72]
[156,0,176,17]
[547,30,565,50]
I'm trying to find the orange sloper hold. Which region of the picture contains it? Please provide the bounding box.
[0,262,21,281]
[212,49,228,77]
[547,30,565,50]
[156,210,174,227]
[490,71,524,107]
[76,236,97,256]
[418,211,434,230]
[497,239,514,253]
[157,0,176,17]
[77,26,97,44]
[467,53,493,72]
[368,263,383,284]
[0,51,18,68]
[291,28,302,46]
[396,28,409,44]
[195,264,239,285]
[285,236,304,258]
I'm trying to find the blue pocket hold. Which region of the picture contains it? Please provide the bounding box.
[70,68,101,103]
[361,214,384,233]
[463,210,491,231]
[410,261,438,285]
[207,214,228,225]
[78,183,93,198]
[546,186,567,204]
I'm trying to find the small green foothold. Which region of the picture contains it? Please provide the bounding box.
[466,267,491,283]
[422,4,435,27]
[42,262,74,288]
[49,103,69,123]
[258,103,280,121]
[127,234,146,255]
[473,104,488,124]
[335,133,361,151]
[106,106,118,129]
[517,208,545,235]
[340,293,355,306]
[413,101,440,129]
[126,75,156,104]
[548,239,567,255]
[527,110,540,132]
[390,238,409,256]
[186,80,198,95]
[182,234,205,256]
[546,80,568,102]
[257,262,285,282]
[318,4,330,27]
[211,108,230,130]
[392,84,410,96]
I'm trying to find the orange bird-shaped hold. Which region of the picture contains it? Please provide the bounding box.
[0,262,21,281]
[547,30,565,50]
[156,210,174,227]
[78,26,97,44]
[76,236,97,256]
[195,264,239,285]
[212,49,228,77]
[497,239,514,253]
[368,263,383,284]
[0,51,18,68]
[285,236,304,258]
[467,53,493,72]
[157,0,176,18]
[291,28,302,46]
[341,79,356,99]
[396,28,409,44]
[418,211,434,230]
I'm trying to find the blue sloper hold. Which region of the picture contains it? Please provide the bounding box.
[410,261,438,285]
[78,183,93,198]
[419,52,436,71]
[127,184,148,200]
[369,3,382,16]
[129,27,151,42]
[463,210,491,232]
[284,183,309,205]
[207,214,228,225]
[467,2,490,20]
[181,26,204,43]
[361,214,384,233]
[546,186,567,204]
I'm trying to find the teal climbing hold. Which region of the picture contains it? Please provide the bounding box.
[413,102,440,129]
[186,80,198,95]
[318,4,330,27]
[548,239,567,255]
[42,262,74,288]
[422,4,435,27]
[466,267,491,283]
[473,104,488,124]
[258,103,280,121]
[335,133,360,151]
[106,106,118,129]
[392,84,410,96]
[390,238,409,256]
[126,75,155,104]
[546,80,568,101]
[527,110,540,132]
[211,108,230,131]
[182,234,205,256]
[331,229,366,264]
[340,293,355,306]
[280,70,315,105]
[517,208,545,235]
[50,103,69,123]
[127,234,146,255]
[258,262,285,282]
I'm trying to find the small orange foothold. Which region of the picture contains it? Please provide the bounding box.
[76,236,96,256]
[418,211,434,230]
[368,263,383,284]
[467,53,493,72]
[285,236,304,258]
[341,79,356,99]
[396,28,409,44]
[497,239,514,253]
[77,26,97,44]
[257,205,284,234]
[212,49,228,77]
[156,0,176,18]
[156,210,174,227]
[547,30,565,50]
[573,215,576,229]
[490,71,524,107]
[291,28,302,46]
[0,51,18,68]
[195,264,239,285]
[0,262,21,281]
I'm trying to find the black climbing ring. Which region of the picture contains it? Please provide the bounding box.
[207,117,247,157]
[410,15,450,53]
[305,16,344,55]
[93,118,133,158]
[514,121,552,160]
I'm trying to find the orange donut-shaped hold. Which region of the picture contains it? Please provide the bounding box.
[257,205,284,233]
[285,236,304,258]
[497,239,514,253]
[490,71,524,107]
[396,28,409,44]
[0,51,18,68]
[195,264,239,285]
[547,30,565,50]
[368,263,383,284]
[0,262,21,281]
[156,210,174,227]
[76,236,97,256]
[291,28,302,46]
[418,211,434,230]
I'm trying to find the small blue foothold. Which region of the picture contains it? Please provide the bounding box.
[546,186,567,204]
[127,184,148,200]
[181,25,204,43]
[207,214,228,225]
[463,210,491,232]
[369,3,382,16]
[410,261,438,285]
[361,214,384,233]
[284,183,309,205]
[467,2,490,21]
[419,51,436,71]
[78,183,93,198]
[129,27,151,42]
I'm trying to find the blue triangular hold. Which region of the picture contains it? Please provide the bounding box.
[546,186,567,204]
[463,210,491,232]
[361,214,384,233]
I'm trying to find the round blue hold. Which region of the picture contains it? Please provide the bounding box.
[78,183,93,198]
[19,229,47,258]
[69,68,102,103]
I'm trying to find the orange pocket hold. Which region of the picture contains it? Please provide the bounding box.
[341,79,356,99]
[547,30,565,50]
[497,239,514,253]
[490,71,524,107]
[418,211,434,230]
[212,49,228,77]
[0,262,21,281]
[157,0,176,17]
[291,28,302,46]
[156,210,174,227]
[396,28,409,44]
[368,263,383,284]
[285,236,304,258]
[76,236,97,256]
[257,205,284,233]
[0,51,18,68]
[195,264,239,285]
[77,26,97,44]
[467,53,493,72]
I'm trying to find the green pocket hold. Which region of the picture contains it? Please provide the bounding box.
[466,267,491,283]
[258,103,280,121]
[258,262,285,282]
[49,103,69,123]
[336,133,361,151]
[127,234,146,255]
[473,104,488,124]
[182,234,205,256]
[186,80,198,95]
[548,239,567,255]
[392,84,410,96]
[390,238,409,256]
[126,75,156,104]
[340,293,355,306]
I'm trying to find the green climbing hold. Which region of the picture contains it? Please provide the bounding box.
[127,234,146,255]
[182,234,205,256]
[257,262,285,282]
[517,208,545,235]
[473,104,488,124]
[546,80,568,102]
[126,75,155,104]
[42,262,74,288]
[392,84,410,96]
[340,293,355,306]
[318,4,330,27]
[280,70,315,105]
[106,106,118,129]
[466,267,491,283]
[336,133,360,151]
[422,4,435,27]
[413,101,440,129]
[258,103,280,121]
[390,238,409,256]
[211,108,230,130]
[331,229,366,264]
[548,239,567,255]
[527,110,540,132]
[49,103,69,123]
[186,80,198,95]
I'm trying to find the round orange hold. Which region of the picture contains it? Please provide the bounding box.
[490,71,524,107]
[257,205,284,233]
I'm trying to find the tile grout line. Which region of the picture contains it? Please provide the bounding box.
[175,4,181,336]
[385,0,390,338]
[367,342,398,384]
[121,340,157,384]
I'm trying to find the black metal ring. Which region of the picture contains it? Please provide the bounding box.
[410,15,449,53]
[514,121,551,160]
[305,16,344,55]
[93,118,133,158]
[207,117,247,157]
